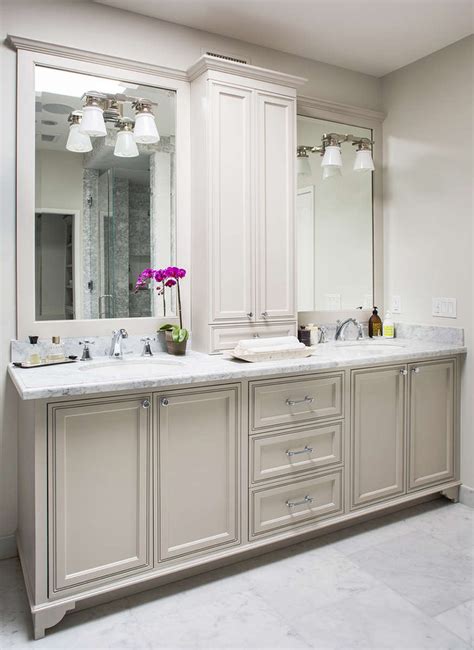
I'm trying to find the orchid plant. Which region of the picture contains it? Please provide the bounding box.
[135,266,188,343]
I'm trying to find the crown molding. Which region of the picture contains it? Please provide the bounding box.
[6,35,189,82]
[297,94,385,123]
[187,55,307,88]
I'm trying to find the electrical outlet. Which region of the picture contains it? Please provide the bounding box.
[392,295,401,314]
[432,297,457,318]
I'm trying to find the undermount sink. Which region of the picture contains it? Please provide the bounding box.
[78,358,183,378]
[334,341,406,352]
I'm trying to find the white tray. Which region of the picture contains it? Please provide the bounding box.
[228,346,316,363]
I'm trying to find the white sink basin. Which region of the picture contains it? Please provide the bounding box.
[334,341,406,353]
[78,358,183,378]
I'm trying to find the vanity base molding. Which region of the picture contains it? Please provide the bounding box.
[21,480,460,640]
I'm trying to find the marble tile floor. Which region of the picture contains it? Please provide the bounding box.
[0,499,472,650]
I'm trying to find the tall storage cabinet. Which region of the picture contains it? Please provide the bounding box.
[188,56,306,353]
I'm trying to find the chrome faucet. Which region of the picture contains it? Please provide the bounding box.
[141,337,153,357]
[335,318,364,341]
[110,328,128,358]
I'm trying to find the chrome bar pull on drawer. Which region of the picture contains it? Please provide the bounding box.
[286,395,314,406]
[286,445,313,457]
[286,495,313,508]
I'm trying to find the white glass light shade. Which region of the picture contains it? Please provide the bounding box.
[296,155,311,176]
[353,148,375,172]
[322,165,342,179]
[134,112,160,144]
[321,145,343,168]
[66,123,92,152]
[114,129,139,157]
[79,105,107,137]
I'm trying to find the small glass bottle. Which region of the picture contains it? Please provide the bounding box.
[368,307,383,338]
[27,336,41,365]
[46,336,66,363]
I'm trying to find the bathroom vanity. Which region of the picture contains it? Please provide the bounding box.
[9,339,464,638]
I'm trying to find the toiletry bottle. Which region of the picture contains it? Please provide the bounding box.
[383,312,395,338]
[46,336,66,363]
[298,326,311,347]
[307,323,319,346]
[27,336,41,365]
[368,307,382,338]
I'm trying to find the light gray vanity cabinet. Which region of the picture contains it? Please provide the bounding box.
[48,397,153,593]
[408,359,455,491]
[156,385,240,561]
[351,366,406,508]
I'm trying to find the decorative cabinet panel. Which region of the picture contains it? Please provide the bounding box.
[209,321,297,353]
[157,386,240,561]
[408,359,455,490]
[256,93,296,321]
[48,397,152,593]
[210,83,254,322]
[351,366,406,508]
[190,58,303,353]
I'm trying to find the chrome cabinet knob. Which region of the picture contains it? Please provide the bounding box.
[142,399,150,409]
[247,312,253,318]
[160,397,169,407]
[412,367,420,374]
[399,368,408,376]
[261,311,268,318]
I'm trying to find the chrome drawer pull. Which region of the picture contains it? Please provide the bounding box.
[412,367,420,374]
[399,368,408,376]
[286,395,314,406]
[141,399,150,409]
[286,495,313,508]
[286,445,313,457]
[160,398,169,406]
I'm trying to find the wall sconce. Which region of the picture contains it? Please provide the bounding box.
[297,132,374,179]
[66,111,92,153]
[68,91,159,157]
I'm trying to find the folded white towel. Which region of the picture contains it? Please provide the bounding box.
[235,336,304,352]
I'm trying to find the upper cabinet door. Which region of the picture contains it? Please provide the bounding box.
[49,397,152,593]
[210,82,254,322]
[256,92,296,321]
[408,359,456,491]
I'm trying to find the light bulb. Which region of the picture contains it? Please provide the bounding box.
[134,111,160,144]
[79,104,106,137]
[321,145,343,168]
[296,155,311,176]
[353,148,374,172]
[66,123,92,152]
[114,125,139,157]
[322,165,342,179]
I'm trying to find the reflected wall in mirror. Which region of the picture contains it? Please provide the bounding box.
[296,115,373,312]
[35,66,176,320]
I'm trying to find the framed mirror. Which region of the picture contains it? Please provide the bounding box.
[16,44,190,338]
[296,100,383,320]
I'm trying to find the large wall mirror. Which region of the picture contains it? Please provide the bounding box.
[296,113,376,314]
[35,66,176,321]
[15,42,190,338]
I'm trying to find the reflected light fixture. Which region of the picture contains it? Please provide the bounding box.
[66,111,92,153]
[114,118,139,157]
[79,93,107,137]
[133,100,160,144]
[296,147,312,176]
[296,132,374,180]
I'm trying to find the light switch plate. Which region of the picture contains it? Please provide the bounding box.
[432,297,457,318]
[392,295,401,313]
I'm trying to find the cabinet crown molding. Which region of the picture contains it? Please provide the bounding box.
[297,94,385,122]
[187,55,307,88]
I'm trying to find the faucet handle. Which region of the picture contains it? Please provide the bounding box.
[318,326,328,344]
[141,337,154,357]
[79,340,95,361]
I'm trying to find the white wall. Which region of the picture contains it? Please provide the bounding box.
[0,0,382,549]
[382,36,474,490]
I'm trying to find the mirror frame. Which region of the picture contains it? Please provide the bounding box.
[296,95,384,325]
[12,36,190,339]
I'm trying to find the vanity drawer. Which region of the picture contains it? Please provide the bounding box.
[250,373,343,432]
[250,422,343,484]
[250,470,343,537]
[209,322,297,354]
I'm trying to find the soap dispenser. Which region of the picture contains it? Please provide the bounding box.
[26,336,41,365]
[368,307,382,338]
[46,336,66,363]
[383,312,395,338]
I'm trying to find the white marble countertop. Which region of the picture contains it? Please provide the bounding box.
[8,338,467,401]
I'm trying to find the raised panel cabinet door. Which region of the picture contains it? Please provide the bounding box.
[351,366,406,508]
[157,387,240,561]
[210,82,254,322]
[256,92,296,321]
[408,359,455,490]
[48,397,152,593]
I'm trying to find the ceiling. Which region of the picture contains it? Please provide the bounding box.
[94,0,473,77]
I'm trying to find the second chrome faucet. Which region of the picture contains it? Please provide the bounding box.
[110,328,128,358]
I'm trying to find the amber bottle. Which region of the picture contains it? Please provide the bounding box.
[368,307,382,338]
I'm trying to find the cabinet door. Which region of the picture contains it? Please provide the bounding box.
[48,397,152,593]
[351,366,406,508]
[408,359,455,490]
[210,82,254,322]
[157,386,240,561]
[256,92,296,321]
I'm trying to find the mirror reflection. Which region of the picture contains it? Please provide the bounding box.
[296,115,373,312]
[35,66,176,320]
